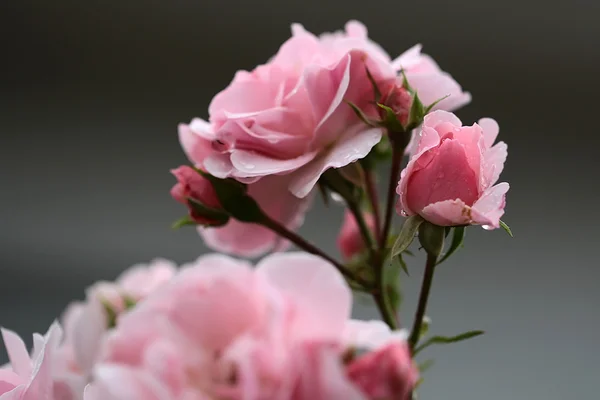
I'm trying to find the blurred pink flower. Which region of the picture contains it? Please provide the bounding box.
[337,210,377,260]
[178,21,395,199]
[170,166,223,225]
[0,322,65,400]
[397,110,509,229]
[85,252,416,400]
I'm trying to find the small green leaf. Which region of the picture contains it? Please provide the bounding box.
[418,221,446,259]
[123,296,137,310]
[101,301,118,329]
[197,173,266,223]
[391,215,424,258]
[499,220,513,237]
[405,92,426,130]
[424,94,450,114]
[382,257,403,313]
[186,198,230,226]
[376,103,405,133]
[345,100,379,127]
[413,330,485,355]
[365,66,382,102]
[400,69,414,94]
[171,215,197,229]
[437,226,466,265]
[419,316,431,339]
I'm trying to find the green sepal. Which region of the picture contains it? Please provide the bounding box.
[413,330,485,356]
[197,171,266,223]
[171,215,198,229]
[186,197,230,226]
[437,226,466,265]
[499,220,513,237]
[391,215,424,258]
[365,66,382,102]
[405,92,426,131]
[376,103,405,133]
[418,221,445,259]
[424,94,450,114]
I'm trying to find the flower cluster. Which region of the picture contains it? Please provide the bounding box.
[1,20,510,400]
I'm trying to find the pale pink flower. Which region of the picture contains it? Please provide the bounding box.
[56,259,177,386]
[170,166,223,225]
[178,21,396,199]
[86,252,416,400]
[0,322,67,400]
[396,110,509,229]
[337,210,377,260]
[197,175,313,258]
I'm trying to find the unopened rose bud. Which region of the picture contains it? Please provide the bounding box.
[346,342,419,400]
[337,210,377,260]
[170,165,224,225]
[379,80,412,126]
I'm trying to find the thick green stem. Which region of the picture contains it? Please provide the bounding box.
[408,253,437,351]
[261,216,371,289]
[364,169,382,243]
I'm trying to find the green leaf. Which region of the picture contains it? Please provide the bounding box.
[171,215,197,229]
[365,66,382,102]
[424,94,450,114]
[395,253,410,276]
[376,103,405,133]
[418,221,446,258]
[499,220,513,237]
[419,316,432,339]
[437,226,466,265]
[391,215,424,257]
[186,198,230,226]
[400,69,414,94]
[413,330,485,355]
[405,92,426,131]
[345,100,379,127]
[198,173,266,223]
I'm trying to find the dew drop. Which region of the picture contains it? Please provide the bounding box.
[330,192,345,204]
[400,209,408,217]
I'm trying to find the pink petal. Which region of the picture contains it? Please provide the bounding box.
[477,117,500,148]
[420,198,472,226]
[202,153,235,178]
[422,110,462,130]
[92,365,171,400]
[0,370,21,392]
[288,127,382,198]
[405,139,479,213]
[72,298,107,374]
[256,252,352,341]
[481,141,508,190]
[471,182,510,229]
[1,329,32,378]
[229,149,318,177]
[404,71,471,112]
[178,123,214,167]
[343,320,409,350]
[391,44,423,71]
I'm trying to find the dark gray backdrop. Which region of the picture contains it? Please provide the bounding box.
[1,1,598,399]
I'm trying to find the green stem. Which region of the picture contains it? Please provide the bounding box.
[373,286,398,329]
[379,143,404,251]
[261,216,371,289]
[408,252,437,351]
[364,169,382,243]
[346,199,376,254]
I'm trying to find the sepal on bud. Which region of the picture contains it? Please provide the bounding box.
[413,330,485,356]
[391,215,424,258]
[417,221,445,259]
[436,226,466,265]
[186,197,230,227]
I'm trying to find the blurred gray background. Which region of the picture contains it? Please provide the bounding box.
[1,1,599,399]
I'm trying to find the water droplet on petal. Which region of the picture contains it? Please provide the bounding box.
[400,209,408,217]
[330,192,345,204]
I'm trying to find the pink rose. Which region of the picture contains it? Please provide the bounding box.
[87,252,414,400]
[337,210,377,260]
[178,21,396,199]
[0,322,66,400]
[346,342,418,400]
[197,175,313,258]
[170,165,223,225]
[396,110,509,229]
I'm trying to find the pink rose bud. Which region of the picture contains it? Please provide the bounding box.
[337,210,377,260]
[379,80,412,126]
[170,165,223,225]
[396,110,509,229]
[346,342,419,400]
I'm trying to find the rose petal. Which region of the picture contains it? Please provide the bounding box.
[1,328,32,378]
[420,198,472,226]
[471,182,510,229]
[477,117,500,148]
[481,141,508,189]
[256,252,352,341]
